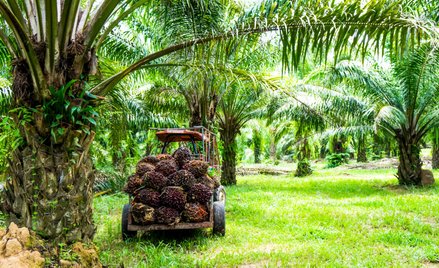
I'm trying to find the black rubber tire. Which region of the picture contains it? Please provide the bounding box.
[122,203,137,240]
[214,186,226,203]
[213,201,225,236]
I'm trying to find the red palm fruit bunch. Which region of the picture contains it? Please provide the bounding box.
[183,160,209,178]
[168,170,196,189]
[125,146,220,226]
[160,186,187,211]
[143,171,168,191]
[155,159,178,177]
[188,183,213,204]
[133,188,161,208]
[182,203,209,222]
[155,207,180,225]
[123,174,144,195]
[172,147,192,168]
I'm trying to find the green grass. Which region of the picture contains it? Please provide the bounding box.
[94,168,439,267]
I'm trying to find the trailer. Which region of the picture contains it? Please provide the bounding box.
[121,127,225,240]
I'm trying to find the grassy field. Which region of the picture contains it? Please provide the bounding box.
[94,167,439,267]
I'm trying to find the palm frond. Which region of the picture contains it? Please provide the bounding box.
[92,0,434,96]
[375,105,407,136]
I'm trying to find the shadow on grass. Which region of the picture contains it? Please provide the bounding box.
[125,229,216,247]
[144,229,207,241]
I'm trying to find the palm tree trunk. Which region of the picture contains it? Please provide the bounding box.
[372,134,382,159]
[220,133,237,185]
[295,137,312,177]
[2,128,96,243]
[432,129,439,169]
[270,140,276,162]
[396,137,422,185]
[432,142,439,169]
[357,135,367,162]
[385,140,391,158]
[319,145,326,159]
[112,151,127,173]
[252,128,261,164]
[269,128,277,162]
[190,111,202,127]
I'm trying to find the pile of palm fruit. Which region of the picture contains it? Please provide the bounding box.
[124,147,220,225]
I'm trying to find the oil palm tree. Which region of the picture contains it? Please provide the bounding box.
[266,89,325,175]
[94,87,178,172]
[306,81,376,163]
[249,120,264,164]
[0,0,432,242]
[330,44,439,185]
[146,62,275,129]
[217,84,266,185]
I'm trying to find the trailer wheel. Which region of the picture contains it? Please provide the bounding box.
[213,201,225,236]
[122,204,136,240]
[214,186,226,203]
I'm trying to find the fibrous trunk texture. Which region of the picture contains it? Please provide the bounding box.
[357,135,367,162]
[220,134,237,185]
[295,138,312,177]
[252,129,261,164]
[295,160,312,177]
[2,34,99,244]
[270,140,276,162]
[2,129,96,243]
[188,88,218,129]
[269,128,277,162]
[432,139,439,169]
[397,137,422,186]
[190,111,202,128]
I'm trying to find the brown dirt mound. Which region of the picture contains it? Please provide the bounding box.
[0,222,102,268]
[0,222,44,267]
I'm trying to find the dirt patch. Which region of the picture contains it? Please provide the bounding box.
[239,260,284,268]
[345,158,399,170]
[380,184,410,194]
[0,223,102,267]
[345,156,433,170]
[236,165,292,176]
[422,217,439,230]
[239,261,270,268]
[424,262,439,267]
[0,222,45,267]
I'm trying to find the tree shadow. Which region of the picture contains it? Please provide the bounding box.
[134,228,215,246]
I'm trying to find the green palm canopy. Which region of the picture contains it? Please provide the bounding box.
[329,44,439,185]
